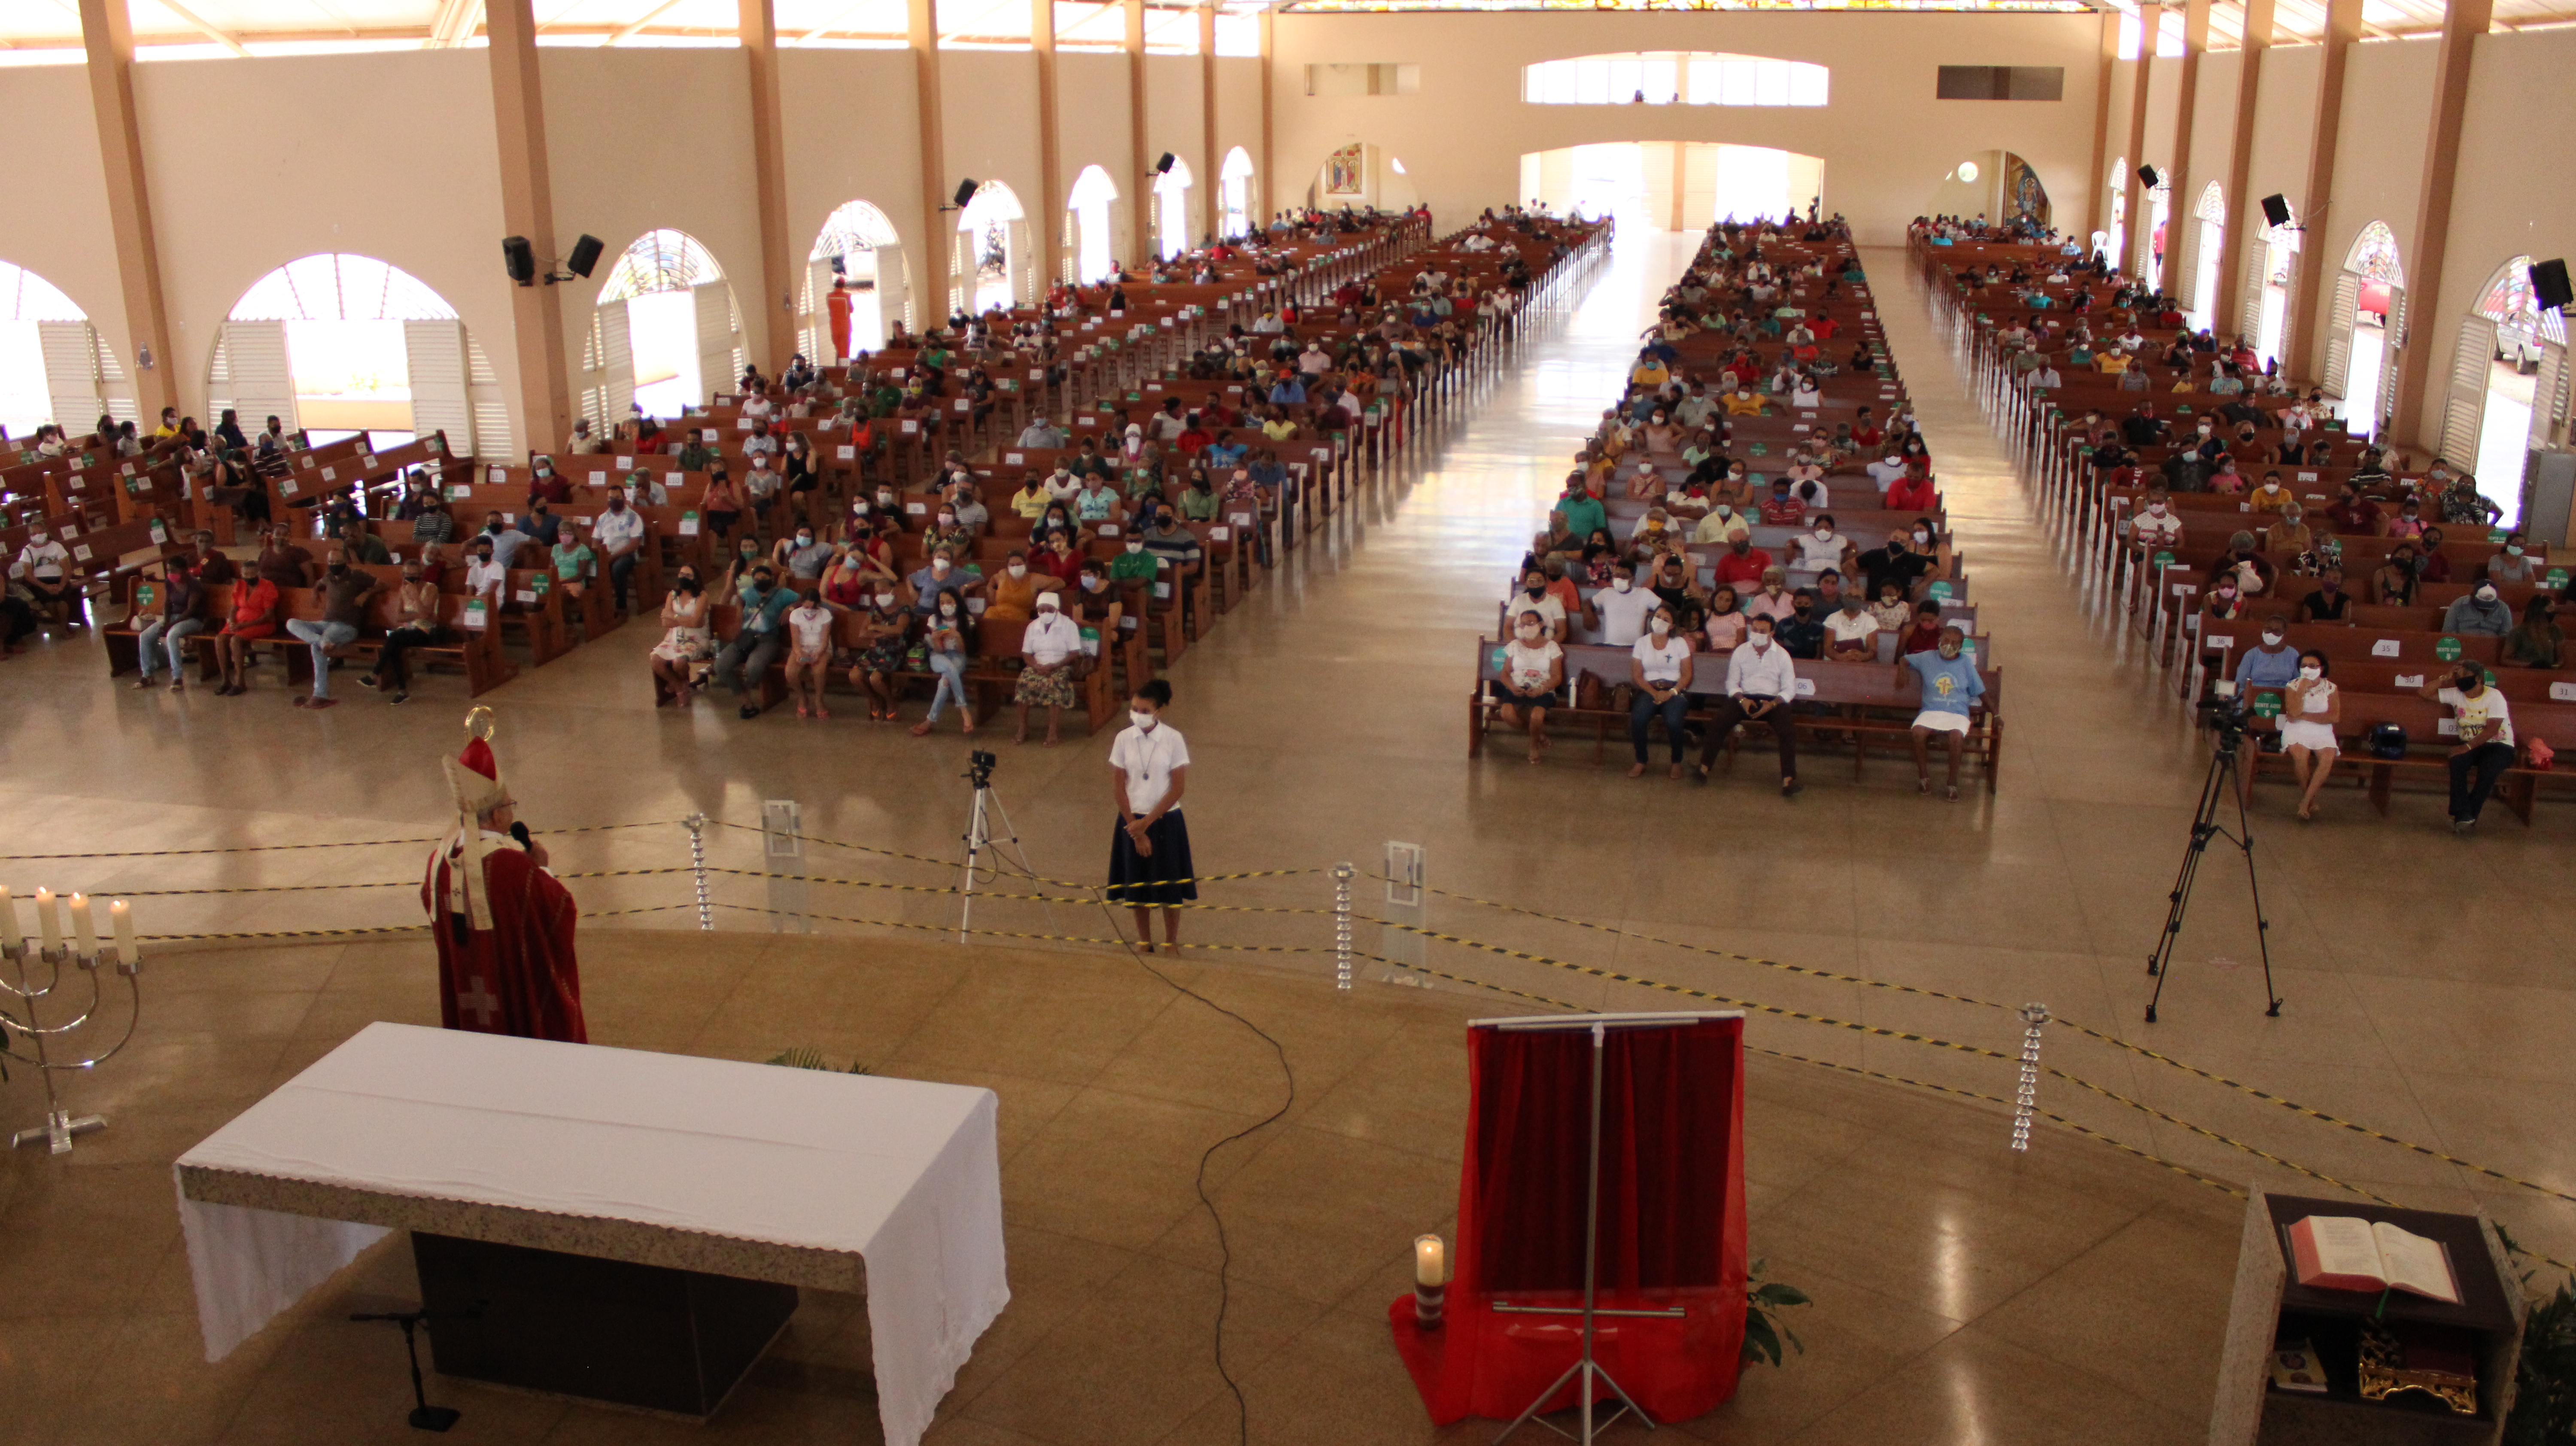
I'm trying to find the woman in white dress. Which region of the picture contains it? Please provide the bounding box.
[648,567,714,707]
[2278,651,2342,821]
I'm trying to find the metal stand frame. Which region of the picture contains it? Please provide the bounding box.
[957,760,1024,944]
[3,933,142,1156]
[349,1309,464,1432]
[1482,1012,1742,1446]
[2145,737,2283,1023]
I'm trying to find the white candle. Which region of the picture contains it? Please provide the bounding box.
[34,887,60,954]
[0,885,17,952]
[68,892,97,957]
[110,899,135,961]
[1415,1233,1446,1288]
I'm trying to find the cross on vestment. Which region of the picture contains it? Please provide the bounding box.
[457,976,502,1028]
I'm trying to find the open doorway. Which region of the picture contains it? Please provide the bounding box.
[2254,206,2301,367]
[214,252,496,455]
[1520,142,1821,231]
[2188,182,2224,331]
[2102,156,2126,269]
[591,228,740,424]
[2470,258,2561,517]
[1068,165,1120,283]
[1153,158,1194,261]
[1218,147,1255,239]
[807,199,905,361]
[2330,221,2403,439]
[0,260,129,443]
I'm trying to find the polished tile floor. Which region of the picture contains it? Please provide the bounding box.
[3,229,2573,1442]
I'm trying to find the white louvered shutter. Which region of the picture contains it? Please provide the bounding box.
[465,334,510,461]
[2237,247,2266,345]
[2378,289,2407,429]
[403,319,473,457]
[805,258,836,363]
[693,282,736,402]
[2439,316,2496,465]
[38,321,103,430]
[2321,273,2358,397]
[597,301,634,424]
[217,320,296,435]
[877,247,909,333]
[2532,343,2567,449]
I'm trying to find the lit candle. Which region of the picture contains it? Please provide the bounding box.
[110,899,135,962]
[1415,1234,1446,1288]
[0,885,17,953]
[68,892,97,957]
[34,887,61,954]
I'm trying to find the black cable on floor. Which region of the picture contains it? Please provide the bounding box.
[984,833,1293,1446]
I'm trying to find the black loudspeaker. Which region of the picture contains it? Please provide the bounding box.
[2260,193,2292,228]
[2532,258,2573,313]
[2138,164,2161,188]
[563,234,605,279]
[952,178,980,208]
[502,236,535,286]
[1155,152,1176,175]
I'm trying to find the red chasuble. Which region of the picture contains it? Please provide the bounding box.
[422,833,587,1043]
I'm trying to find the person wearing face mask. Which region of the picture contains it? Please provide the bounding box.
[1591,562,1659,647]
[984,548,1063,624]
[1899,624,1985,799]
[1504,567,1570,644]
[1690,498,1749,545]
[9,526,76,627]
[586,486,646,612]
[908,544,981,617]
[710,565,796,719]
[1859,527,1935,604]
[2277,652,2342,820]
[1494,611,1565,765]
[2200,572,2250,622]
[782,586,847,720]
[1791,514,1854,576]
[2441,581,2514,638]
[1692,613,1800,796]
[2129,488,2184,561]
[516,498,562,549]
[910,589,977,736]
[773,524,833,584]
[647,568,714,707]
[2292,567,2352,623]
[2247,471,2293,513]
[1710,529,1773,590]
[1774,589,1826,660]
[2482,532,2539,587]
[2419,663,2516,834]
[1627,605,1696,779]
[1822,591,1879,662]
[1011,593,1088,745]
[844,582,915,722]
[2233,614,2301,691]
[1106,679,1194,951]
[2502,594,2564,668]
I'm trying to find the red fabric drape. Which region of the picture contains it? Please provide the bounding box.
[1390,1017,1745,1425]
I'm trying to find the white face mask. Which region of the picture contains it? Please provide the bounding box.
[1130,709,1156,731]
[1008,564,1027,578]
[2262,632,2283,646]
[1612,577,1632,593]
[1813,528,1831,541]
[874,591,896,608]
[1125,541,1143,554]
[2298,665,2321,680]
[1649,617,1672,635]
[932,559,951,574]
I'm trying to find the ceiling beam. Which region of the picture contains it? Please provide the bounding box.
[605,0,690,45]
[155,0,252,56]
[428,0,485,46]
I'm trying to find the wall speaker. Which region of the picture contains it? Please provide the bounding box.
[502,236,536,286]
[2533,258,2573,313]
[952,178,981,208]
[2138,164,2162,189]
[2260,193,2292,228]
[563,234,605,279]
[1155,152,1176,175]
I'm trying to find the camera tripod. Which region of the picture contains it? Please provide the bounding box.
[2145,730,2283,1024]
[957,749,1026,943]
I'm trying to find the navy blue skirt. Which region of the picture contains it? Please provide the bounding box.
[1107,811,1198,906]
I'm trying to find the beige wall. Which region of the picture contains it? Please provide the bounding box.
[1268,11,2106,244]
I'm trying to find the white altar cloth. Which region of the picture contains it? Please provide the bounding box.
[173,1022,1007,1446]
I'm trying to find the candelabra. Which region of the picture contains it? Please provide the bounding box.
[1,885,144,1156]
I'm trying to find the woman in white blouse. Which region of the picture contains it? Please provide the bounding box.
[1628,605,1697,780]
[2278,651,2342,822]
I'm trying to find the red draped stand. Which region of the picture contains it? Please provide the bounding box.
[1391,1013,1747,1431]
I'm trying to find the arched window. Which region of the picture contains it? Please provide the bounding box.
[2187,182,2226,330]
[2342,221,2404,287]
[2195,180,2226,224]
[958,181,1028,312]
[598,229,725,304]
[1153,156,1194,261]
[215,253,493,454]
[587,229,739,425]
[1522,52,1826,107]
[0,260,108,444]
[1067,165,1120,284]
[1219,147,1255,240]
[808,200,905,358]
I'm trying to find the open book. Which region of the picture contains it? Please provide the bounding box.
[2287,1215,2461,1304]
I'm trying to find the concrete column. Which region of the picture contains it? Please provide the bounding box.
[1127,0,1151,263]
[910,0,949,325]
[1034,0,1063,287]
[2390,0,2495,450]
[2119,7,2158,277]
[2213,0,2274,337]
[1259,9,1276,227]
[739,0,795,371]
[2285,0,2363,380]
[2159,0,2210,296]
[2084,9,2118,240]
[1200,2,1218,242]
[76,0,177,420]
[486,0,573,456]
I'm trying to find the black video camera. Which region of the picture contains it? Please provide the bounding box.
[964,749,998,788]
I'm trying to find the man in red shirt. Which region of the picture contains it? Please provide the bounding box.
[1711,535,1773,589]
[1884,467,1938,514]
[1758,478,1807,527]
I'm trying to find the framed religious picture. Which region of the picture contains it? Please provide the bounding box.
[1324,143,1365,196]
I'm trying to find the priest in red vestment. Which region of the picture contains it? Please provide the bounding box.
[420,712,587,1042]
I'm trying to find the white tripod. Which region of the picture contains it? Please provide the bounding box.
[956,752,1027,943]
